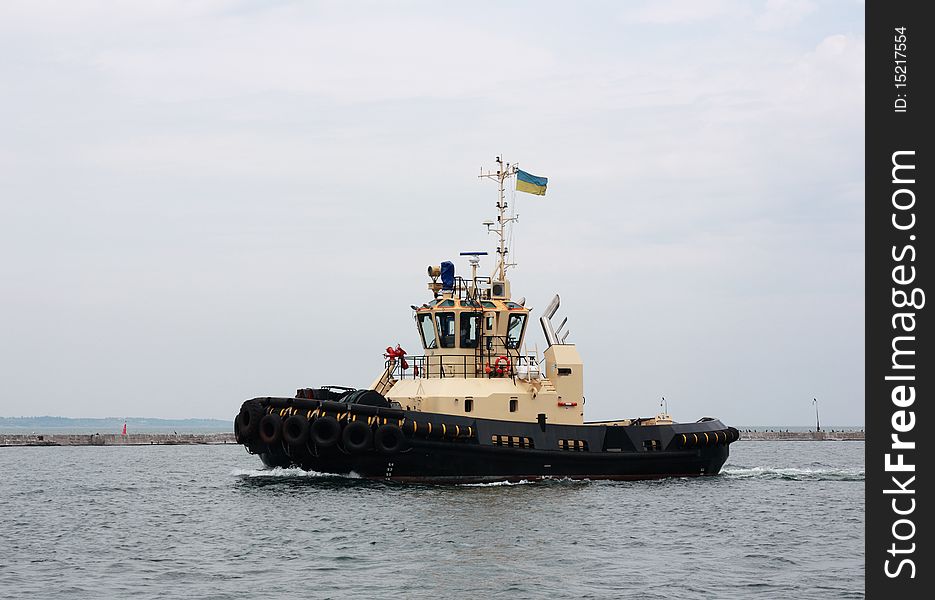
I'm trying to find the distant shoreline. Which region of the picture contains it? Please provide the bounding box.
[738,430,863,441]
[0,433,236,447]
[0,416,230,435]
[0,430,864,447]
[0,417,864,434]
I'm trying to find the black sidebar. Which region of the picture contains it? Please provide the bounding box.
[867,1,932,597]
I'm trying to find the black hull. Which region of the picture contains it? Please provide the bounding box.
[236,397,737,483]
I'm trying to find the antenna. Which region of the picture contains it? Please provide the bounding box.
[813,398,820,432]
[459,251,488,283]
[478,157,519,280]
[660,396,668,414]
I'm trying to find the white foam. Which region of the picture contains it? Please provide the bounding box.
[722,466,864,480]
[459,479,534,487]
[231,467,361,479]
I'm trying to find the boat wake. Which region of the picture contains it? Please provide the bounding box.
[459,479,534,487]
[232,467,362,480]
[721,466,864,481]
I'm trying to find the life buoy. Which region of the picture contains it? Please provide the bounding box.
[310,416,340,448]
[494,355,511,376]
[259,414,282,445]
[282,415,310,447]
[374,424,407,454]
[342,420,372,453]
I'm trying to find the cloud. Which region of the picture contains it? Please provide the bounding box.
[756,0,817,30]
[619,0,744,25]
[0,2,865,424]
[88,15,552,104]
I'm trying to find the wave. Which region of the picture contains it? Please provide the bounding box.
[459,479,535,487]
[232,466,863,484]
[231,467,361,479]
[459,476,603,487]
[722,466,864,481]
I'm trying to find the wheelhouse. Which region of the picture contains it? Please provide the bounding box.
[414,299,529,354]
[406,264,531,380]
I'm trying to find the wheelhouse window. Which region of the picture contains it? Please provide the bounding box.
[435,312,456,348]
[460,313,481,348]
[505,313,527,349]
[417,313,437,349]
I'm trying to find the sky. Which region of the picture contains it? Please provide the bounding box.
[0,0,864,425]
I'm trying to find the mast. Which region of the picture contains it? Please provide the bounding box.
[479,156,518,280]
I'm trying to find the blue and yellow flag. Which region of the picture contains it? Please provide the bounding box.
[516,169,547,196]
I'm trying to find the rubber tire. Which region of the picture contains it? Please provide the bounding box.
[282,415,310,447]
[259,414,283,445]
[310,416,341,448]
[374,424,407,454]
[234,416,243,443]
[341,420,372,454]
[235,400,264,442]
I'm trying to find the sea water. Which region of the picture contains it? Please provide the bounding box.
[0,441,863,599]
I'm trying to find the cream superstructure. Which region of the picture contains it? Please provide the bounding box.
[367,158,586,425]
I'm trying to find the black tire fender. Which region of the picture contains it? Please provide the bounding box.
[234,416,243,442]
[258,414,282,445]
[310,416,341,448]
[235,400,265,442]
[374,424,408,454]
[282,415,310,447]
[341,420,373,454]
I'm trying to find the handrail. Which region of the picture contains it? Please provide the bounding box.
[386,351,539,380]
[443,276,493,302]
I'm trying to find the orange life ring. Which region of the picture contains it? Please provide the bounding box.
[494,355,511,375]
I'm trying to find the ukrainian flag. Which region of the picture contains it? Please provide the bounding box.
[516,169,548,196]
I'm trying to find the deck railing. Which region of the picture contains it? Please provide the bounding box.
[443,276,491,302]
[387,351,539,380]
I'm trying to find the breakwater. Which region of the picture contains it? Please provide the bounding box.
[0,430,864,447]
[0,432,236,447]
[738,430,863,441]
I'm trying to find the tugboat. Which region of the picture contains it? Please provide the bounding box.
[234,158,739,482]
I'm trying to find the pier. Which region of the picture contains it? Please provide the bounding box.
[0,429,863,447]
[0,432,236,447]
[737,430,863,441]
